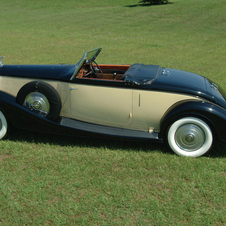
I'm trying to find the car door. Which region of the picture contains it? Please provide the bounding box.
[131,89,201,132]
[69,81,133,128]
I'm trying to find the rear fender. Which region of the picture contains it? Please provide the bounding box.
[0,91,53,131]
[160,100,226,141]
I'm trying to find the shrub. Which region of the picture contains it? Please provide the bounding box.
[139,0,169,5]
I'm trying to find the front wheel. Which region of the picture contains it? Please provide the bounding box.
[167,117,213,157]
[0,110,8,140]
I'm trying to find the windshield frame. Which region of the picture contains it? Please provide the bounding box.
[70,47,102,81]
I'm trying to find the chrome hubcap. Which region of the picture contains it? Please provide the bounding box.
[32,101,42,110]
[175,124,205,152]
[24,92,50,117]
[185,134,194,142]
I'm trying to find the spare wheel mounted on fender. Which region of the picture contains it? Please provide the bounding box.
[16,81,62,121]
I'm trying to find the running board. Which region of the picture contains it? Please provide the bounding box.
[61,117,160,141]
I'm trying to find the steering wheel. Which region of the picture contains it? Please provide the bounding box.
[90,61,104,78]
[89,62,99,78]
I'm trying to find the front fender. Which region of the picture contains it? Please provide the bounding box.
[160,100,226,141]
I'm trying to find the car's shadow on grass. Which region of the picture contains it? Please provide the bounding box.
[8,128,169,153]
[7,128,226,158]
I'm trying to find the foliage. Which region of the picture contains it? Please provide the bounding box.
[139,0,169,5]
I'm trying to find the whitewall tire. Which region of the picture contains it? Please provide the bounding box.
[0,111,8,140]
[167,117,213,157]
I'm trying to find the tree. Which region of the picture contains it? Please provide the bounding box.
[139,0,169,5]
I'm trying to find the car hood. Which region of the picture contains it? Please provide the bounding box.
[149,68,217,103]
[0,65,75,80]
[153,68,206,92]
[122,65,209,98]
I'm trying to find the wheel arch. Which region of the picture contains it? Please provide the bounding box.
[159,100,226,142]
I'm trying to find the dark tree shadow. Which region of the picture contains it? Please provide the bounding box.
[124,2,173,8]
[124,4,140,8]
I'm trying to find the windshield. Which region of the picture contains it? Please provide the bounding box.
[70,47,102,80]
[85,47,102,63]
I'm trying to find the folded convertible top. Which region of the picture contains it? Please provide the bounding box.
[121,63,161,85]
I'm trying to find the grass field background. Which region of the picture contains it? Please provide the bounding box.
[1,0,226,225]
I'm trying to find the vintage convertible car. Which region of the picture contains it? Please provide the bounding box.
[0,47,226,157]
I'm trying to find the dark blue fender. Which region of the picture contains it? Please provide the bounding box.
[160,100,226,142]
[0,91,103,138]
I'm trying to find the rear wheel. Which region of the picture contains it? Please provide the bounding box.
[16,81,62,121]
[0,110,8,140]
[167,117,213,157]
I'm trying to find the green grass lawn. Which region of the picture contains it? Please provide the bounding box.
[1,0,226,225]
